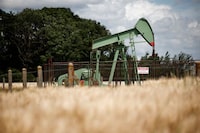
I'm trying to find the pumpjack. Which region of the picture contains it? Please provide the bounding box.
[57,18,155,86]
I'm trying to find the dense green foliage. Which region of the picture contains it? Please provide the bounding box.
[0,8,110,72]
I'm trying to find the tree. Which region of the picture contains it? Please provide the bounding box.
[172,52,193,77]
[0,10,20,71]
[39,8,110,62]
[0,8,110,72]
[139,51,194,79]
[173,52,193,63]
[13,8,45,69]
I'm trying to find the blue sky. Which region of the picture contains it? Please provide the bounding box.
[1,0,200,60]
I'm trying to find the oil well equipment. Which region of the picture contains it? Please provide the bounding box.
[57,18,155,86]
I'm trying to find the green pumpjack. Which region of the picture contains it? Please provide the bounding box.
[57,18,155,86]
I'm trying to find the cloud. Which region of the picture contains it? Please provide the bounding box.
[1,0,200,59]
[0,0,100,11]
[152,16,200,59]
[75,0,179,32]
[125,0,178,23]
[75,0,188,58]
[188,21,198,28]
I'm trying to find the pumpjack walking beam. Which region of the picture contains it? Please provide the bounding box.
[92,18,155,85]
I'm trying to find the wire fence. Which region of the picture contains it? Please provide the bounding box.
[43,60,198,83]
[0,60,199,84]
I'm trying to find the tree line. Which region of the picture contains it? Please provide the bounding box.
[0,7,110,73]
[139,51,194,78]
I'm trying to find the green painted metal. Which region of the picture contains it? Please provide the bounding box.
[130,35,140,85]
[135,18,154,47]
[95,50,102,85]
[108,44,130,85]
[108,49,119,85]
[121,46,130,85]
[92,18,154,85]
[57,68,91,86]
[57,18,154,86]
[92,18,154,50]
[57,73,68,86]
[92,28,138,50]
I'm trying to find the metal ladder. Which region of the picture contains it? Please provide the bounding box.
[130,34,141,85]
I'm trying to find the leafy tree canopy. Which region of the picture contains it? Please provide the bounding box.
[0,8,110,71]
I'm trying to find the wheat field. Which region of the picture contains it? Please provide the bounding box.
[0,77,200,133]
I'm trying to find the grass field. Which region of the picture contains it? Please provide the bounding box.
[0,77,200,133]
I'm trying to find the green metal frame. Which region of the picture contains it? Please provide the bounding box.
[57,68,91,86]
[92,18,155,85]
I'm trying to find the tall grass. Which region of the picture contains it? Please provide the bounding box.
[0,77,200,133]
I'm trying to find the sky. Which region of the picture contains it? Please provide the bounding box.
[1,0,200,60]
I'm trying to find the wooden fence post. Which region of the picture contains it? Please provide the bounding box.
[2,77,5,89]
[37,66,43,88]
[68,62,74,87]
[22,68,27,88]
[8,69,12,91]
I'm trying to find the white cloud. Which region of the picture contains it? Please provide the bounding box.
[75,0,180,34]
[187,21,200,37]
[188,21,198,28]
[1,0,100,10]
[1,0,200,59]
[76,0,124,20]
[125,0,179,24]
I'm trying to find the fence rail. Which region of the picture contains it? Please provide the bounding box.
[1,60,200,90]
[43,60,199,83]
